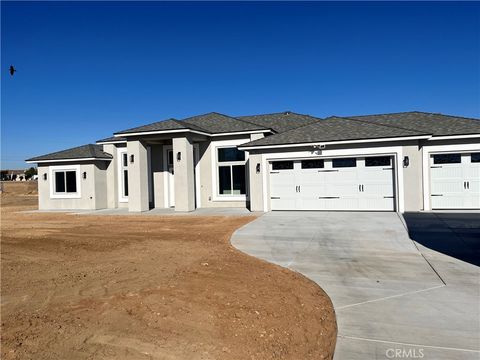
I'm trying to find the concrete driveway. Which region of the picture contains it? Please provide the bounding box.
[231,212,480,360]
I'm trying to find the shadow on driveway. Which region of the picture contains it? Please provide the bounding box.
[403,212,480,267]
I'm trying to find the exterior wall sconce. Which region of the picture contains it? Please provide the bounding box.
[256,163,261,174]
[403,156,409,168]
[130,154,134,163]
[83,171,87,179]
[177,152,181,162]
[43,173,47,180]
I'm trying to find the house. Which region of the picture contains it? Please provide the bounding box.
[1,170,27,181]
[26,111,480,212]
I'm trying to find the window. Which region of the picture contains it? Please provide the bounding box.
[365,156,391,167]
[217,147,246,195]
[333,158,357,168]
[301,159,324,169]
[121,153,129,197]
[433,154,461,164]
[218,147,245,162]
[54,170,77,194]
[471,153,480,163]
[272,161,294,170]
[118,149,129,201]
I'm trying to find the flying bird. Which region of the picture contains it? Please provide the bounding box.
[9,65,16,76]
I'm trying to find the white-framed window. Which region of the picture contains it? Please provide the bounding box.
[217,146,246,196]
[117,148,129,202]
[49,165,81,199]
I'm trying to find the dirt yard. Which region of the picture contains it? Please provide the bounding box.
[1,182,336,360]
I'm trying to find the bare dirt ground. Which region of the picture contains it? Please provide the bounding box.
[1,182,336,360]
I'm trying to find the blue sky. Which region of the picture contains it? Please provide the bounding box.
[2,1,479,168]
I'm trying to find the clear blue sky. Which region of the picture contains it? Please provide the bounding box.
[2,1,479,169]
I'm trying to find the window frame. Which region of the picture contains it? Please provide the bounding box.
[49,164,81,199]
[212,141,249,201]
[432,153,462,165]
[117,148,129,203]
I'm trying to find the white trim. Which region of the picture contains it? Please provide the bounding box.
[115,129,211,137]
[96,140,127,145]
[209,130,271,137]
[211,138,250,202]
[49,164,82,199]
[115,129,271,138]
[428,134,480,141]
[422,143,480,211]
[238,135,431,151]
[117,148,129,203]
[259,146,404,212]
[27,157,111,164]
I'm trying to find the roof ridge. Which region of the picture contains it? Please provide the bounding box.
[181,111,271,132]
[418,111,480,122]
[340,115,430,134]
[348,111,423,118]
[172,118,210,133]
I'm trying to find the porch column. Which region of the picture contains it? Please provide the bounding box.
[172,135,195,212]
[127,140,149,212]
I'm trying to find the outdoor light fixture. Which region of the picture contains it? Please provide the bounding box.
[403,156,410,168]
[43,173,47,181]
[256,163,261,174]
[177,152,181,161]
[83,172,87,179]
[130,154,134,163]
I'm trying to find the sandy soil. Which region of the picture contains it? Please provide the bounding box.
[1,182,336,360]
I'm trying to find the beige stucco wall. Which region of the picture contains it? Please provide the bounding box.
[38,161,110,210]
[103,144,121,209]
[402,144,423,211]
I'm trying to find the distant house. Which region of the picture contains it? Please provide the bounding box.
[1,170,27,181]
[26,111,480,212]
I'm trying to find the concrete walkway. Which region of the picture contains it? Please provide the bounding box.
[231,211,480,360]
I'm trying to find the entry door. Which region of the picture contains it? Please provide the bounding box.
[430,153,480,209]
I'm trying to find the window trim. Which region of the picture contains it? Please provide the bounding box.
[117,147,129,203]
[211,139,249,201]
[49,164,81,199]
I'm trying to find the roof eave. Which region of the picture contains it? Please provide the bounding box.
[238,135,432,150]
[26,157,113,164]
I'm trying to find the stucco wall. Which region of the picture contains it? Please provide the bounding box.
[38,161,109,210]
[402,144,423,211]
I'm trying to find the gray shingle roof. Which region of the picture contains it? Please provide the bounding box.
[240,116,430,148]
[26,144,113,162]
[115,112,268,136]
[349,111,480,136]
[96,136,126,143]
[237,111,322,133]
[182,112,266,133]
[114,118,205,135]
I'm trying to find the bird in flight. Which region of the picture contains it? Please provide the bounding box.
[9,65,16,76]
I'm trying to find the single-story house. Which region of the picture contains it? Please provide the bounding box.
[26,111,480,212]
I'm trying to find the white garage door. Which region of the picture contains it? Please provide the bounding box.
[270,156,395,211]
[430,153,480,209]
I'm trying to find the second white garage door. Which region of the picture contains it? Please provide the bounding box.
[270,156,395,211]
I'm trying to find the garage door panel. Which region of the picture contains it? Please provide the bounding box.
[430,153,480,209]
[269,156,395,211]
[270,171,296,210]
